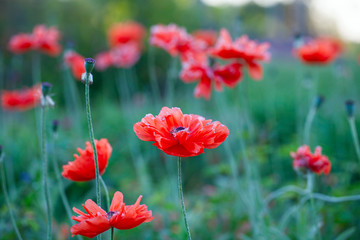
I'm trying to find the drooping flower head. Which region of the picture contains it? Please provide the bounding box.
[294,37,341,65]
[209,28,270,80]
[108,21,146,48]
[64,50,85,80]
[134,107,229,157]
[1,85,42,111]
[290,145,331,175]
[71,191,153,238]
[192,30,217,48]
[8,25,62,56]
[180,55,242,99]
[62,139,112,182]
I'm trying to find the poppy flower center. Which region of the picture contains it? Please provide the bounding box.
[107,211,117,219]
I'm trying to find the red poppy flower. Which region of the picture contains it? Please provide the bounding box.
[149,24,206,59]
[32,25,62,56]
[110,42,141,68]
[290,145,331,175]
[108,21,146,48]
[8,33,34,54]
[71,191,153,238]
[192,30,217,48]
[1,85,41,111]
[62,139,112,182]
[294,38,341,65]
[209,28,270,80]
[180,55,242,99]
[64,50,85,80]
[133,107,229,157]
[94,51,113,71]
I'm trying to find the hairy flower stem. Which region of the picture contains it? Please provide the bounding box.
[84,73,102,240]
[41,106,52,240]
[0,154,23,240]
[177,157,192,240]
[100,176,110,211]
[110,227,114,240]
[348,117,360,163]
[306,172,321,240]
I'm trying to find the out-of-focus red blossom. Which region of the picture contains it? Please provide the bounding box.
[8,34,33,54]
[64,50,85,80]
[94,43,141,71]
[192,30,217,48]
[294,38,341,65]
[209,28,270,80]
[71,191,153,238]
[133,107,229,157]
[110,43,141,68]
[62,139,112,182]
[8,25,62,56]
[94,51,113,71]
[1,85,41,111]
[149,24,206,60]
[290,145,331,175]
[180,55,242,99]
[108,21,146,48]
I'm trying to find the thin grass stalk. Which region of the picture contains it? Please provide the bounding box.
[100,176,110,211]
[41,104,52,240]
[0,152,23,240]
[303,106,316,145]
[348,117,360,163]
[177,157,192,240]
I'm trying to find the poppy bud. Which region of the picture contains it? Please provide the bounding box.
[314,95,324,109]
[41,82,52,97]
[345,100,354,118]
[84,58,96,74]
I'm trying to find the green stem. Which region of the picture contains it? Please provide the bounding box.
[110,227,114,240]
[348,117,360,163]
[304,106,316,145]
[32,53,41,84]
[166,57,177,106]
[177,157,192,240]
[0,154,23,240]
[84,74,101,240]
[148,46,161,104]
[100,176,110,211]
[41,106,52,240]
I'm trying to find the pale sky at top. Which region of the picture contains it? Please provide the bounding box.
[201,0,360,43]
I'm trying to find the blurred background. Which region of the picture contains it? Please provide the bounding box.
[1,0,360,239]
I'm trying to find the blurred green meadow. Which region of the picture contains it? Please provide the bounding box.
[1,0,360,239]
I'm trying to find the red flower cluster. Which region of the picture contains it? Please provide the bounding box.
[192,30,217,48]
[1,85,42,111]
[180,58,242,99]
[294,38,341,65]
[71,191,153,238]
[134,107,229,157]
[64,50,85,80]
[95,21,145,71]
[209,29,270,80]
[290,145,331,175]
[62,139,112,182]
[8,25,62,56]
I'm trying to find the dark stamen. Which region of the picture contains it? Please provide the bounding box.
[107,211,116,219]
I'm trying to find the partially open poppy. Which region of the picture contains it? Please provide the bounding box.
[1,85,41,111]
[8,33,33,54]
[134,107,229,157]
[294,38,341,65]
[64,50,85,80]
[62,139,112,182]
[290,145,331,175]
[209,28,270,80]
[71,191,153,238]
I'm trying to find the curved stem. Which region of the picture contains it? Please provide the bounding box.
[312,193,360,203]
[41,106,52,240]
[100,176,110,211]
[177,157,192,240]
[264,185,305,205]
[0,155,23,240]
[348,117,360,163]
